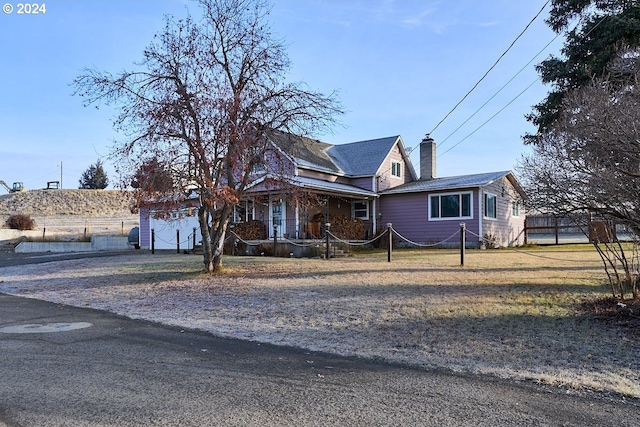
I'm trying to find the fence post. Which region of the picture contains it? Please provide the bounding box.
[273,224,278,257]
[554,214,559,245]
[524,217,528,245]
[177,229,180,254]
[325,222,331,260]
[460,223,466,266]
[193,228,197,252]
[151,229,155,255]
[387,223,393,263]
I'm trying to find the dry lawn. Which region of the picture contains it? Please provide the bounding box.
[1,246,638,398]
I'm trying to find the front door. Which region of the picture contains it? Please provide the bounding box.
[270,198,286,238]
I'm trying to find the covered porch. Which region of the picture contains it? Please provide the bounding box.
[232,177,379,241]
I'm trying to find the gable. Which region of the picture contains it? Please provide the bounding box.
[266,130,341,174]
[327,136,400,177]
[266,130,415,182]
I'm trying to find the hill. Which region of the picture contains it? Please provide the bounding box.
[0,190,139,243]
[0,189,135,217]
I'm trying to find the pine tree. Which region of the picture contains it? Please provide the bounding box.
[79,159,109,189]
[526,0,640,143]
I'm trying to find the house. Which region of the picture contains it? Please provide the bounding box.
[137,131,526,250]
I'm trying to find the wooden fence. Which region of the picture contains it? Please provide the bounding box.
[524,214,633,245]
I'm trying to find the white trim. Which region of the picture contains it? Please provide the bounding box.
[428,191,474,221]
[483,191,498,220]
[269,197,286,238]
[295,202,300,238]
[351,199,370,220]
[511,200,521,217]
[478,195,483,241]
[391,161,402,178]
[372,199,377,233]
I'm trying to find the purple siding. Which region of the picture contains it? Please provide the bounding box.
[379,179,525,248]
[379,190,481,246]
[375,144,413,192]
[480,177,526,246]
[350,177,374,191]
[264,148,296,176]
[139,208,151,249]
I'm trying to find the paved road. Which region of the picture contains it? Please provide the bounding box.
[0,255,638,426]
[0,250,143,268]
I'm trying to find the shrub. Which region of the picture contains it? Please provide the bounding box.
[482,233,499,249]
[6,214,36,230]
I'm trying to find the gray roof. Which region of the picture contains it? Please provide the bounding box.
[267,130,403,178]
[290,176,378,198]
[327,136,400,176]
[267,130,341,174]
[379,171,517,195]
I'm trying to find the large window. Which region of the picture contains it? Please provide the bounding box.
[484,193,497,219]
[429,192,472,219]
[352,200,369,220]
[391,161,402,178]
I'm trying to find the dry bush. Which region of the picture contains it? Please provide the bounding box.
[6,214,36,230]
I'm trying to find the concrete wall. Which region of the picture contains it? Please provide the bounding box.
[15,236,131,253]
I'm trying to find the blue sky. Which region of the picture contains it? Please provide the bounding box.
[0,0,563,190]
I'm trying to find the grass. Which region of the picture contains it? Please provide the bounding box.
[1,245,638,398]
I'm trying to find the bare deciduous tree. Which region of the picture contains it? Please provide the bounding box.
[73,0,342,272]
[519,47,640,299]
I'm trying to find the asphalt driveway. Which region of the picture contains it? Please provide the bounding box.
[0,290,638,426]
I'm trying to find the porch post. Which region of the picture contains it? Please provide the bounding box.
[372,198,377,238]
[460,223,466,266]
[387,223,392,263]
[273,224,278,257]
[325,222,331,260]
[295,202,300,239]
[193,228,197,252]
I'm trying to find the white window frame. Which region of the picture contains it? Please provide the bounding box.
[511,200,520,217]
[352,199,369,220]
[429,192,473,221]
[484,192,497,220]
[233,200,255,223]
[391,161,402,178]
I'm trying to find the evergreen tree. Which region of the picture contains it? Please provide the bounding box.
[526,0,640,143]
[79,159,109,189]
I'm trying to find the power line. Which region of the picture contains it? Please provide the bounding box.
[438,77,539,158]
[428,0,550,136]
[438,33,561,147]
[436,13,611,158]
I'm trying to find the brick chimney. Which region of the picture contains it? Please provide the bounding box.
[420,134,436,180]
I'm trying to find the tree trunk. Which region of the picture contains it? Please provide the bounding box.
[198,206,215,273]
[205,203,232,273]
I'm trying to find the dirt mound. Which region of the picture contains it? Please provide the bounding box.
[0,190,135,217]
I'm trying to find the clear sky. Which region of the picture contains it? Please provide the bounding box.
[0,0,563,191]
